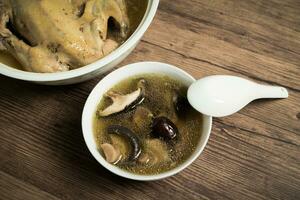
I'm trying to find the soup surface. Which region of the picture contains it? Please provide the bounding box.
[126,0,148,35]
[94,74,203,175]
[0,52,22,70]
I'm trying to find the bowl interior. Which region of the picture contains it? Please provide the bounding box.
[82,62,212,181]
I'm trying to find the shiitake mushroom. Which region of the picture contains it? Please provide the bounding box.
[173,94,190,117]
[99,79,146,117]
[151,116,178,141]
[107,125,141,162]
[98,88,144,117]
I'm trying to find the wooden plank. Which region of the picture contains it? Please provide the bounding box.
[142,11,300,91]
[160,0,300,62]
[0,171,60,200]
[0,0,300,199]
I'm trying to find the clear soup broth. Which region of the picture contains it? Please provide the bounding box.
[94,74,203,175]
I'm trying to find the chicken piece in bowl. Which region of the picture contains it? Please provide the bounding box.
[0,0,129,72]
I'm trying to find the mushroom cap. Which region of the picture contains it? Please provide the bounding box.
[107,125,142,162]
[99,88,143,117]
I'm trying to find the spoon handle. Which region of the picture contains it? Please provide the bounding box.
[255,84,288,99]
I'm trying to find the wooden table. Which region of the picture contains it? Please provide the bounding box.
[1,0,299,199]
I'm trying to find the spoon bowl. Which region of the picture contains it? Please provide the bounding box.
[187,75,288,117]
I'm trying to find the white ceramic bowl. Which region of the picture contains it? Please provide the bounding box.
[0,0,159,85]
[82,62,212,181]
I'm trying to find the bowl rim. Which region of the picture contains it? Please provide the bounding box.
[0,0,159,82]
[82,61,212,181]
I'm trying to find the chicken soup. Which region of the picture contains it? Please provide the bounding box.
[94,74,203,175]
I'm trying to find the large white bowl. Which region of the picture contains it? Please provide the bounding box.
[0,0,159,85]
[82,62,212,181]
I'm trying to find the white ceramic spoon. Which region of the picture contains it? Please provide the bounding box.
[187,75,288,117]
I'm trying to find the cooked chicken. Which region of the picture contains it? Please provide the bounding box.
[0,0,129,72]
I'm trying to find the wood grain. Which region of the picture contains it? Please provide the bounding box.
[1,0,300,199]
